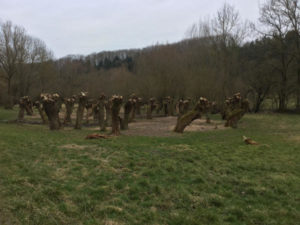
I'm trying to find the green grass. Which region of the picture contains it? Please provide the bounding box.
[0,108,299,225]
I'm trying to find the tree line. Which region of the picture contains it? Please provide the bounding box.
[1,0,300,112]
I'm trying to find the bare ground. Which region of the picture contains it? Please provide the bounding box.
[88,116,227,137]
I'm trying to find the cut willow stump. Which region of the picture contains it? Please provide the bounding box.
[121,99,133,130]
[224,93,249,128]
[111,95,123,135]
[98,94,106,131]
[146,98,156,119]
[75,92,87,129]
[174,97,210,133]
[63,98,75,124]
[33,101,47,124]
[174,110,200,133]
[85,101,93,124]
[41,94,61,130]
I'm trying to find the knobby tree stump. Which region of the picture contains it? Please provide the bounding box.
[136,97,142,115]
[85,100,93,124]
[63,97,75,124]
[41,94,61,130]
[75,92,87,129]
[111,95,123,135]
[224,93,249,128]
[121,99,133,130]
[33,101,48,124]
[174,97,210,133]
[146,98,156,119]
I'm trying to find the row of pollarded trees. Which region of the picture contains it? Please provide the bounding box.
[17,92,249,134]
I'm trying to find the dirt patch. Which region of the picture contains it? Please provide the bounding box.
[59,144,97,150]
[88,116,226,137]
[288,135,300,143]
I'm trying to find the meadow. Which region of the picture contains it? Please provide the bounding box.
[0,107,299,225]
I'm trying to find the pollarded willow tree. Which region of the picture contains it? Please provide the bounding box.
[174,97,210,133]
[41,93,61,130]
[111,95,123,135]
[63,97,75,124]
[75,92,88,129]
[146,98,156,119]
[33,100,47,124]
[121,98,133,130]
[224,93,249,128]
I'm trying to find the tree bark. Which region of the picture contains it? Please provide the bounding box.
[121,99,132,130]
[174,110,200,133]
[63,98,75,125]
[42,97,61,130]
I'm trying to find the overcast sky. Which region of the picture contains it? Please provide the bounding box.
[0,0,261,58]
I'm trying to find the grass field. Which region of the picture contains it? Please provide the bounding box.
[0,107,299,225]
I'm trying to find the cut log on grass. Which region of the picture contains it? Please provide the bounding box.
[75,92,87,129]
[121,99,133,130]
[111,95,123,135]
[98,94,106,131]
[41,93,61,130]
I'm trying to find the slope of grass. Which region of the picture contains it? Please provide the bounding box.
[0,108,299,225]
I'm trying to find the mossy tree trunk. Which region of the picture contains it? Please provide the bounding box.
[42,99,61,130]
[174,110,200,133]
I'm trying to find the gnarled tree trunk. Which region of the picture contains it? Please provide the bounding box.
[41,94,61,130]
[174,110,200,133]
[63,98,75,125]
